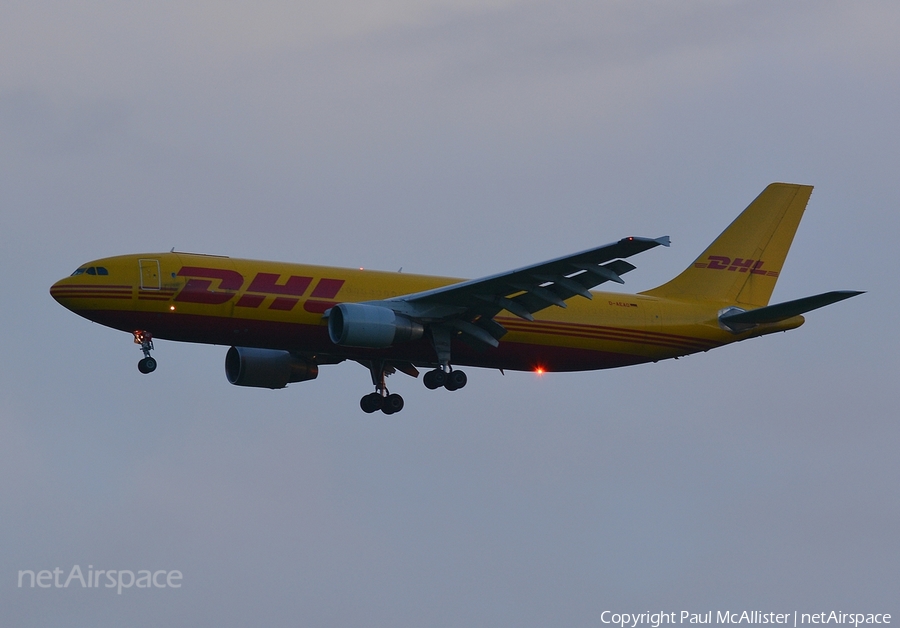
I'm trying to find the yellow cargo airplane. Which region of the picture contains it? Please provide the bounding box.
[51,183,861,414]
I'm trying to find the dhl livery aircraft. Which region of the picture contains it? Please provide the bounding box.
[51,183,861,414]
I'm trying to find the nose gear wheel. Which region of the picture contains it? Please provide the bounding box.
[133,331,157,373]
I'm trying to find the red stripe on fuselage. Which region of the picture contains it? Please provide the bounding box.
[50,292,132,300]
[499,317,716,351]
[52,284,133,290]
[72,308,660,372]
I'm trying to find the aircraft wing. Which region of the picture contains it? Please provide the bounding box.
[377,236,670,349]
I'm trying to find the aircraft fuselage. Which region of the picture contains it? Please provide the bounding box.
[50,251,801,373]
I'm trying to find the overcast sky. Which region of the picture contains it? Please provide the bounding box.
[2,1,898,625]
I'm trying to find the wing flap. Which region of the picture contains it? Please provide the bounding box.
[474,295,534,321]
[447,319,501,348]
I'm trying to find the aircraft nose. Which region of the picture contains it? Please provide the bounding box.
[49,277,74,307]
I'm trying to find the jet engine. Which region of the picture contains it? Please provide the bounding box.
[225,346,318,389]
[327,303,424,348]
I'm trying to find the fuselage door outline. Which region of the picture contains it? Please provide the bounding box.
[139,259,161,290]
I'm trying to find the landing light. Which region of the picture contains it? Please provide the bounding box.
[169,305,176,311]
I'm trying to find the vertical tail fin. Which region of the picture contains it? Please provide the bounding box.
[640,183,812,306]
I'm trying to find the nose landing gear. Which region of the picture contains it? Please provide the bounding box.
[133,330,157,374]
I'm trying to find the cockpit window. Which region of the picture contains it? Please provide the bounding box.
[70,266,109,276]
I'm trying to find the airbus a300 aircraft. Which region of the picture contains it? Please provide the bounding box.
[51,183,861,414]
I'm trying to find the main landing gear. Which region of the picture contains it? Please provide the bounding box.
[421,325,467,392]
[422,367,467,391]
[133,330,157,374]
[360,360,405,415]
[360,391,404,414]
[358,365,468,414]
[355,327,468,414]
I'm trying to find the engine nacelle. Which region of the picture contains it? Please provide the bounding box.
[225,346,318,389]
[327,302,424,348]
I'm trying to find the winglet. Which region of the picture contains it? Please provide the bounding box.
[655,236,671,247]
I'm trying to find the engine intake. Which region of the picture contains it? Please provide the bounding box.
[225,346,318,389]
[327,303,424,348]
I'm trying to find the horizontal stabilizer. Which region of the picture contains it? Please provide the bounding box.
[719,290,864,327]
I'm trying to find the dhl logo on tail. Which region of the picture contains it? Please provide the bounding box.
[693,256,779,276]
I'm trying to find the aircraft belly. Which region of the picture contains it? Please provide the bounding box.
[74,308,331,351]
[78,308,656,372]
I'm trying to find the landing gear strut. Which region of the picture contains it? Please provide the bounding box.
[360,360,404,415]
[133,330,157,374]
[423,325,467,391]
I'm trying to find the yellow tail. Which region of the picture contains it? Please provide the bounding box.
[641,183,812,306]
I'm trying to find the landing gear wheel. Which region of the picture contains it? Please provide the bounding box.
[444,369,467,391]
[423,369,446,390]
[133,331,156,374]
[360,392,383,414]
[361,360,407,415]
[382,393,404,415]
